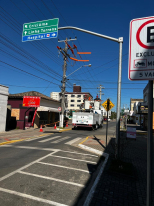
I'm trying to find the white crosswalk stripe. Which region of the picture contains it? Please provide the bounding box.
[65,138,82,145]
[39,136,61,143]
[25,134,52,142]
[51,136,71,144]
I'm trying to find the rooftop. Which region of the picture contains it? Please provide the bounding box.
[9,91,60,102]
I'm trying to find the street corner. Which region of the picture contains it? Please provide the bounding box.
[79,136,105,146]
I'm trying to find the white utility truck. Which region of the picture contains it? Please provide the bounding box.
[72,99,103,130]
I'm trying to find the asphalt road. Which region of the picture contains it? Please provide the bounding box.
[0,121,116,206]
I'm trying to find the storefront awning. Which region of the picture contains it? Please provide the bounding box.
[37,106,59,113]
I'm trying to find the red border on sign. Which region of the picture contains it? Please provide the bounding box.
[133,59,147,68]
[129,16,154,80]
[136,19,154,49]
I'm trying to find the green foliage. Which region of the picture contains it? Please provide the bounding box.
[68,110,72,117]
[121,108,124,116]
[111,111,116,119]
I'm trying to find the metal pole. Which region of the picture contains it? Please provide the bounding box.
[59,112,60,131]
[106,100,109,147]
[60,38,67,128]
[58,26,119,43]
[115,39,123,158]
[147,80,153,206]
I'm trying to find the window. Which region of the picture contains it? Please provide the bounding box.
[77,105,81,107]
[77,100,81,102]
[71,100,74,102]
[70,104,74,107]
[71,95,75,97]
[144,95,147,102]
[77,95,81,98]
[65,95,67,97]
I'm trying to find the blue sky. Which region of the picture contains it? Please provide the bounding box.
[1,0,153,111]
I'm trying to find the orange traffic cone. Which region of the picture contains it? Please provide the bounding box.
[66,121,68,127]
[54,123,57,129]
[39,125,43,132]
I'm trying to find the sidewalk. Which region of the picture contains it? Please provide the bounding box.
[0,122,73,145]
[73,126,154,206]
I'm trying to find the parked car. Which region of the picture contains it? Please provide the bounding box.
[104,118,110,122]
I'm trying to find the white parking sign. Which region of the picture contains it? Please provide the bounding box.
[129,16,154,80]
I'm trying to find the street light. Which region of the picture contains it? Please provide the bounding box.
[67,64,91,77]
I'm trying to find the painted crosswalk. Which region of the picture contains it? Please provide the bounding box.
[25,134,53,142]
[23,135,83,145]
[39,136,61,143]
[51,136,71,143]
[65,137,82,145]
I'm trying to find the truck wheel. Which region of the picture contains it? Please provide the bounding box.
[100,123,103,128]
[95,124,98,130]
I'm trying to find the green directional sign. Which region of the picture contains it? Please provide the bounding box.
[22,18,59,42]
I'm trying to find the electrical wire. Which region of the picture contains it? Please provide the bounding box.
[0,60,72,88]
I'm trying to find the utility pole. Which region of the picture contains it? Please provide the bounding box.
[97,85,104,100]
[57,37,77,128]
[60,38,67,128]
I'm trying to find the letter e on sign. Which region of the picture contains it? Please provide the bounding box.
[128,16,154,81]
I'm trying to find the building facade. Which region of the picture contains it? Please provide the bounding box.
[8,91,60,130]
[50,92,60,101]
[65,84,93,111]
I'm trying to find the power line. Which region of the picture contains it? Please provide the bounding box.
[0,34,63,79]
[0,60,72,88]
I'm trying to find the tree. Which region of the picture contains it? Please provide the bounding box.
[111,111,116,119]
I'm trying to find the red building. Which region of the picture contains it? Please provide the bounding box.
[7,91,60,130]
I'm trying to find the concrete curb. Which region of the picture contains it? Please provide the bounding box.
[78,144,109,206]
[60,128,72,132]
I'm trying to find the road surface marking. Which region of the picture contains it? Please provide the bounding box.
[38,162,90,173]
[79,136,89,145]
[0,187,68,206]
[2,145,58,151]
[50,155,97,164]
[25,134,53,141]
[51,136,71,143]
[60,150,98,157]
[39,136,61,143]
[0,151,59,182]
[65,138,82,145]
[19,171,85,187]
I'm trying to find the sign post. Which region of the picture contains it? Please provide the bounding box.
[22,18,59,42]
[129,16,154,206]
[102,99,115,147]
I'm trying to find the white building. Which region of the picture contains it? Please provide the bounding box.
[65,84,93,111]
[0,85,9,132]
[50,92,60,101]
[101,107,111,117]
